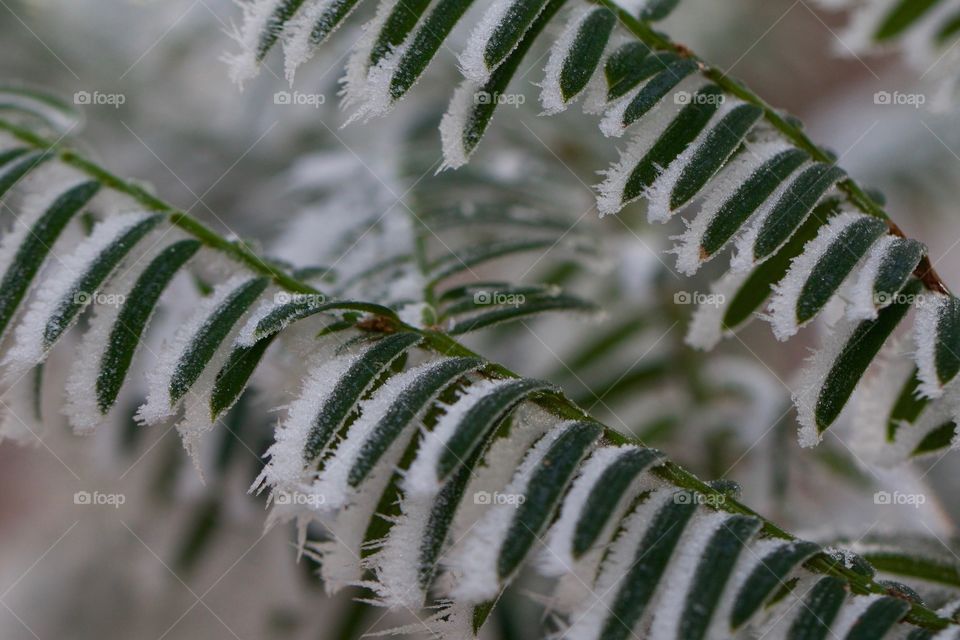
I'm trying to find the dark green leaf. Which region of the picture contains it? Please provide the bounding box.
[347,356,483,485]
[390,0,476,100]
[497,421,602,579]
[559,8,615,102]
[701,149,808,258]
[448,294,596,334]
[210,334,277,420]
[875,0,940,40]
[304,332,423,463]
[369,0,432,68]
[459,0,564,158]
[0,149,53,200]
[680,515,762,640]
[814,279,921,434]
[873,238,924,310]
[601,493,697,640]
[754,163,846,261]
[483,0,550,72]
[43,214,163,348]
[97,240,201,413]
[436,378,555,482]
[934,296,960,387]
[722,200,838,329]
[787,576,847,640]
[251,298,395,343]
[257,0,308,61]
[309,0,364,45]
[844,597,910,640]
[169,277,269,404]
[795,217,886,325]
[0,180,100,340]
[671,103,763,209]
[622,85,722,204]
[604,43,662,101]
[730,540,821,629]
[572,447,664,557]
[622,59,699,127]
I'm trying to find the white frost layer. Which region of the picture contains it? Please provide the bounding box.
[889,394,954,464]
[366,605,475,640]
[303,438,402,594]
[850,340,914,465]
[0,366,43,445]
[644,98,750,224]
[234,292,329,347]
[581,35,628,115]
[597,73,704,139]
[403,378,513,497]
[62,230,189,433]
[828,594,879,638]
[0,165,89,339]
[767,212,876,341]
[4,212,154,381]
[794,315,868,448]
[313,358,452,512]
[595,90,691,216]
[728,161,814,273]
[282,0,361,83]
[914,292,951,399]
[646,510,729,640]
[685,268,751,350]
[136,274,257,426]
[458,0,542,83]
[539,5,596,114]
[539,445,650,577]
[226,0,288,85]
[369,404,549,610]
[704,538,790,637]
[253,343,361,495]
[670,139,790,276]
[447,423,574,603]
[563,487,674,640]
[439,79,481,171]
[340,0,400,111]
[846,234,898,322]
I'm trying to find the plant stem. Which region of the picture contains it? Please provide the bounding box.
[0,117,950,630]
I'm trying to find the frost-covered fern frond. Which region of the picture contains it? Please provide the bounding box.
[223,1,960,462]
[814,0,960,109]
[0,88,957,638]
